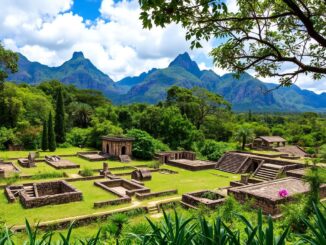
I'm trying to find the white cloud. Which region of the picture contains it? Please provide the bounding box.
[0,0,324,93]
[0,0,213,81]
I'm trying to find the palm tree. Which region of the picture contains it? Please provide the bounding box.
[234,124,255,150]
[68,102,93,128]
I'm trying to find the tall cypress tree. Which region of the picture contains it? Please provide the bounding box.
[48,112,56,152]
[55,88,65,143]
[41,120,48,151]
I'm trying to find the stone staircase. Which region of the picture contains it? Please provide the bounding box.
[253,163,283,181]
[23,185,36,198]
[215,153,249,173]
[119,155,131,163]
[147,205,159,214]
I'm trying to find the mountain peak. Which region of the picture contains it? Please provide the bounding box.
[72,51,85,59]
[169,52,202,77]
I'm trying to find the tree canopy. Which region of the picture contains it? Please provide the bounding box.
[139,0,326,86]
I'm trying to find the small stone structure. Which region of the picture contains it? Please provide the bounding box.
[252,136,287,150]
[94,178,150,208]
[156,151,196,164]
[100,162,111,177]
[101,136,134,160]
[18,152,37,168]
[0,160,19,178]
[275,145,309,157]
[77,151,108,161]
[45,156,80,169]
[286,167,309,179]
[131,169,152,181]
[156,151,214,171]
[228,177,326,216]
[215,152,303,178]
[181,190,225,209]
[5,180,82,208]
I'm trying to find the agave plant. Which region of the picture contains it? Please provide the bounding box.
[299,203,326,245]
[24,219,53,245]
[196,216,235,245]
[237,209,289,245]
[134,209,197,244]
[58,221,75,245]
[0,226,14,245]
[79,229,101,245]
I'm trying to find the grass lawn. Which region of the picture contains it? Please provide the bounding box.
[0,162,239,226]
[0,147,95,159]
[0,179,126,226]
[0,148,239,227]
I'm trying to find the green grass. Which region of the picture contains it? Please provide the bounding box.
[0,163,239,226]
[0,148,240,227]
[0,147,95,159]
[0,179,124,225]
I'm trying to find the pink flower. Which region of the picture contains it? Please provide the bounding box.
[278,188,289,198]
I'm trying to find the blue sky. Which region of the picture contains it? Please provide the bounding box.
[0,0,324,93]
[71,0,102,21]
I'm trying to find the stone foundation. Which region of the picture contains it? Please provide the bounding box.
[228,177,326,216]
[5,181,82,208]
[181,190,225,209]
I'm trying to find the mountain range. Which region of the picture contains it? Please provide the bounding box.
[7,51,326,112]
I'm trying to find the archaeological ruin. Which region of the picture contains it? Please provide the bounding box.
[45,156,80,169]
[228,177,326,216]
[0,160,19,178]
[181,190,226,209]
[215,152,303,180]
[156,151,215,170]
[5,180,83,208]
[131,169,152,181]
[101,136,134,162]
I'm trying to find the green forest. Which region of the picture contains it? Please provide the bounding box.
[0,80,325,161]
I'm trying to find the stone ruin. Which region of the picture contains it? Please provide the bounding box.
[131,169,152,181]
[228,177,326,216]
[94,178,150,208]
[5,180,83,208]
[181,190,225,209]
[77,151,108,161]
[215,152,304,181]
[0,159,19,178]
[44,155,80,169]
[100,162,111,177]
[18,152,37,168]
[156,151,215,171]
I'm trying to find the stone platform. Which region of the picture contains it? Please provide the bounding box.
[167,159,216,171]
[228,177,326,215]
[5,180,82,208]
[45,157,80,169]
[77,152,107,161]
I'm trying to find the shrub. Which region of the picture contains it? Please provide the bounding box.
[199,140,236,161]
[127,129,155,160]
[66,127,91,147]
[79,167,94,177]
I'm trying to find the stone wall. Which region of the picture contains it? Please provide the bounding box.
[19,181,82,209]
[228,182,326,216]
[181,190,225,209]
[102,139,133,157]
[136,189,177,200]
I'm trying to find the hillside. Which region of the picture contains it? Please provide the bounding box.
[7,52,121,97]
[7,51,326,112]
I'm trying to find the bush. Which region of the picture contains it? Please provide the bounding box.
[79,167,94,177]
[127,129,155,160]
[199,140,236,161]
[66,127,91,147]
